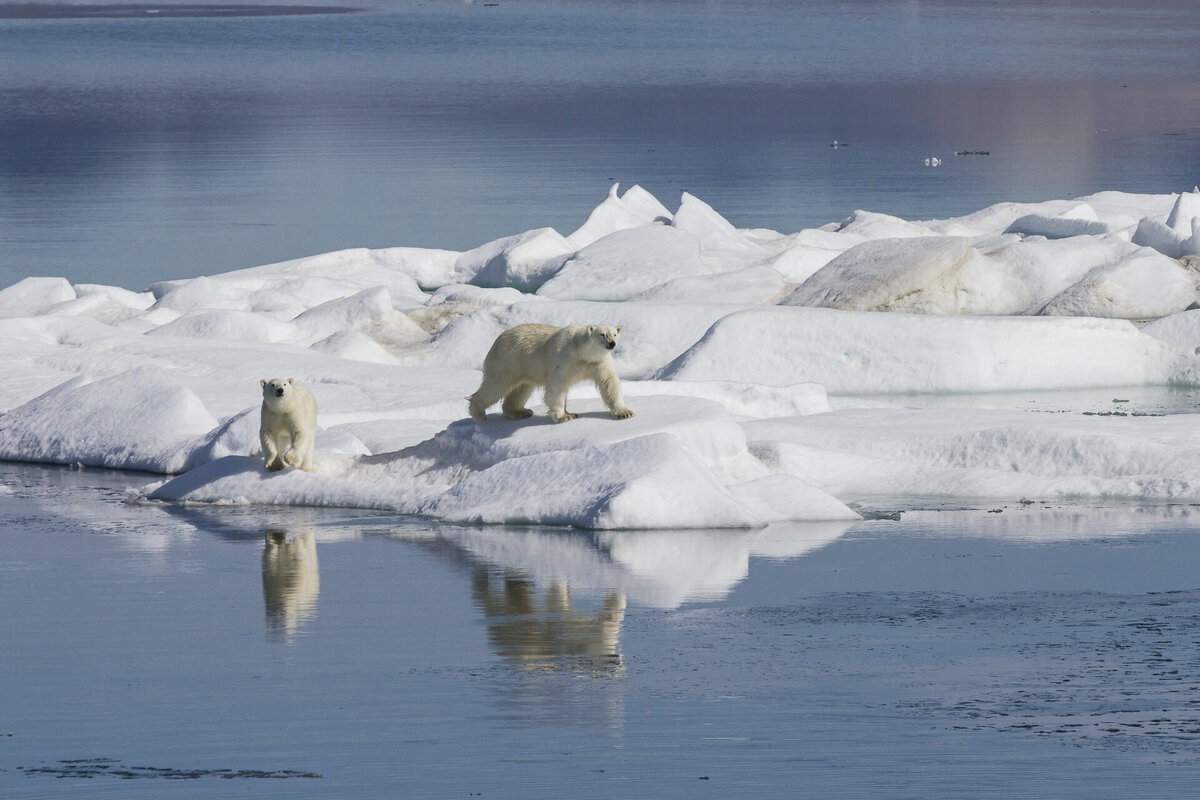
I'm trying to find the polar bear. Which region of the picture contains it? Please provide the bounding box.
[468,323,634,423]
[259,377,318,471]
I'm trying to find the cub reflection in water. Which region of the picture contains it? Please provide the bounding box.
[471,568,626,675]
[262,529,320,641]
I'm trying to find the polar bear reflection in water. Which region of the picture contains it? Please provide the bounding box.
[471,568,626,676]
[262,529,320,642]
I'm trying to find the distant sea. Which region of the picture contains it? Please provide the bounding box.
[2,0,1198,290]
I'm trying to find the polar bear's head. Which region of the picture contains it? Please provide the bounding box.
[261,377,296,404]
[584,324,622,355]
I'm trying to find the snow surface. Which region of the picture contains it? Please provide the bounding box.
[3,184,1200,529]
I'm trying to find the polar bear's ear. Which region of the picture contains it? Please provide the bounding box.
[616,325,622,334]
[287,377,294,384]
[587,325,595,334]
[260,379,267,388]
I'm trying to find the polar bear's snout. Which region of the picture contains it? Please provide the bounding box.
[274,386,286,397]
[605,340,616,350]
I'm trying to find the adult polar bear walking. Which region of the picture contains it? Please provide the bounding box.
[469,323,635,424]
[260,377,318,471]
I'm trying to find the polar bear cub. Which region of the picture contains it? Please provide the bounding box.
[469,323,634,424]
[260,377,318,471]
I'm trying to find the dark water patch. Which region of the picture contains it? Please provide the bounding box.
[19,757,322,779]
[0,3,361,19]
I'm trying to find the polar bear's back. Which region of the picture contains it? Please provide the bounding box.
[484,322,554,359]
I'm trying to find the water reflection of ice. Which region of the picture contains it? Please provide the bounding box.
[391,521,854,610]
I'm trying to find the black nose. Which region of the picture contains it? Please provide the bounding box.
[275,388,285,396]
[606,341,615,349]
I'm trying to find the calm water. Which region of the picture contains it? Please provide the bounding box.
[4,462,1200,798]
[2,0,1199,290]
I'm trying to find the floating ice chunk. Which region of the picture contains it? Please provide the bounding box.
[537,225,706,301]
[783,236,1030,315]
[1040,247,1197,319]
[659,307,1177,393]
[565,183,673,251]
[0,277,76,318]
[0,367,219,473]
[11,186,1200,527]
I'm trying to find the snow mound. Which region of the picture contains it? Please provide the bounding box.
[0,368,219,473]
[659,307,1178,393]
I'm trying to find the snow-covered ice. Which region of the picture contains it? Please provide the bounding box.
[3,184,1200,529]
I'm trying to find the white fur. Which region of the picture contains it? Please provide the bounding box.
[259,377,318,471]
[468,323,634,423]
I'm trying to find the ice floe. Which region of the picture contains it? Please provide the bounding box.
[2,183,1200,529]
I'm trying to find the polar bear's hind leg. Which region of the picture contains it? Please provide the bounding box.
[468,374,512,422]
[502,382,535,420]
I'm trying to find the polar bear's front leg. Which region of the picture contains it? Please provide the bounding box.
[593,362,634,420]
[262,430,286,471]
[287,427,316,472]
[544,373,576,423]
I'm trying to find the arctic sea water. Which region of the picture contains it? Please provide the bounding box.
[1,0,1198,290]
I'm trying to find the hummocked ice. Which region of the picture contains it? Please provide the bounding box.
[1,184,1200,529]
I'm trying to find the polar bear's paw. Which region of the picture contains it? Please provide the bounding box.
[503,408,534,420]
[611,406,635,420]
[550,411,578,423]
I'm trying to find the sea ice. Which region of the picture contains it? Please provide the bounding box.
[2,183,1200,529]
